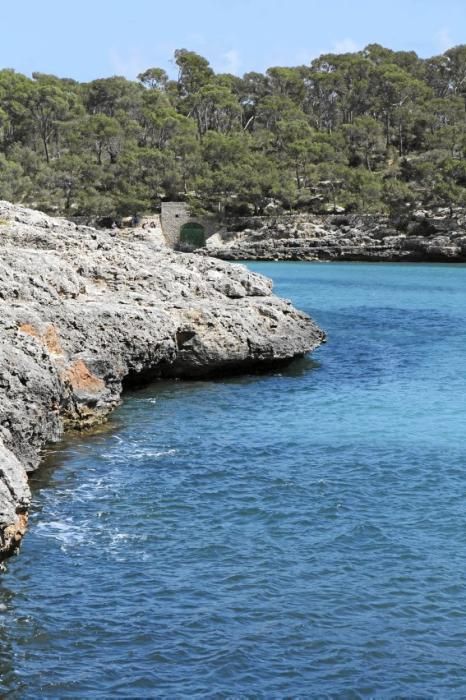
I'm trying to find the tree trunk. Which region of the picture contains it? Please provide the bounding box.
[296,163,301,189]
[42,134,50,163]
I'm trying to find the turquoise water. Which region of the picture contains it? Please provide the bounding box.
[2,261,466,698]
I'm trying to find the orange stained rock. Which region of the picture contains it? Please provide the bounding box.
[2,512,28,550]
[43,325,63,355]
[18,323,64,355]
[18,323,40,338]
[65,359,105,393]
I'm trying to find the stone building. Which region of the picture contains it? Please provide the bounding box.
[160,202,217,249]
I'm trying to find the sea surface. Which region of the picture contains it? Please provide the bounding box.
[1,261,466,698]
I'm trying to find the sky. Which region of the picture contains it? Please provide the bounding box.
[1,0,465,82]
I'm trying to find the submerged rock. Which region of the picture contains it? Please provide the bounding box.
[0,201,324,560]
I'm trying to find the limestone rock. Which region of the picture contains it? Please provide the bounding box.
[0,201,324,560]
[202,213,466,262]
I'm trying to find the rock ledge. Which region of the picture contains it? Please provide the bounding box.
[202,211,466,262]
[0,202,324,561]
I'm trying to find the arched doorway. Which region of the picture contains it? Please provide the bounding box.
[179,222,206,249]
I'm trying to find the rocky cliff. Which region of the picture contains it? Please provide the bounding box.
[203,211,466,262]
[0,202,324,562]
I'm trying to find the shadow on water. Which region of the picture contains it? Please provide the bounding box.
[276,354,321,377]
[124,354,321,395]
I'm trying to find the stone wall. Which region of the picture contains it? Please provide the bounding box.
[161,202,191,247]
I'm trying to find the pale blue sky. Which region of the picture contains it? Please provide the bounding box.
[2,0,465,81]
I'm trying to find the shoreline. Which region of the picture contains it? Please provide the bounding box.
[0,202,324,562]
[205,254,466,263]
[200,211,466,263]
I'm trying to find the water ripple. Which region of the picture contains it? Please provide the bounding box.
[1,262,466,697]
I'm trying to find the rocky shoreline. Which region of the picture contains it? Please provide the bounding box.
[202,212,466,262]
[0,202,325,562]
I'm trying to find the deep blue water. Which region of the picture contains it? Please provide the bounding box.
[2,261,466,698]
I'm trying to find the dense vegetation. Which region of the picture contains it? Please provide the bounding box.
[2,44,466,219]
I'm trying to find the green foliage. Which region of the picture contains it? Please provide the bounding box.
[1,44,466,218]
[382,178,416,218]
[0,154,28,201]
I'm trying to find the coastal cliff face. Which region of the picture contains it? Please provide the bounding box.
[203,212,466,262]
[0,202,324,561]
